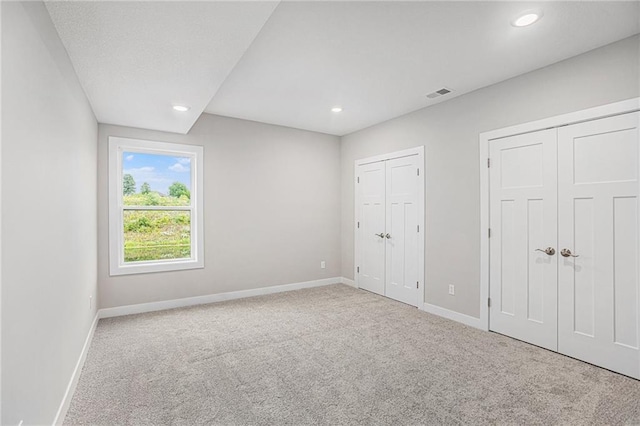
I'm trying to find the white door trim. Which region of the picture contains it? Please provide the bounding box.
[479,97,640,332]
[355,146,425,167]
[354,146,425,308]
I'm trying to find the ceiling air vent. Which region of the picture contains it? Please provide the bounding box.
[426,87,452,99]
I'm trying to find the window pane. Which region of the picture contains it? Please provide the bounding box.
[122,151,191,206]
[123,210,191,262]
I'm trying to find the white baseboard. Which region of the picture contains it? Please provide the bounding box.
[340,277,356,287]
[420,302,486,331]
[53,312,100,426]
[99,277,344,319]
[340,278,485,331]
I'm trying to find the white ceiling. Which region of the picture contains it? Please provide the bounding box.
[45,1,279,134]
[46,1,639,136]
[206,1,640,135]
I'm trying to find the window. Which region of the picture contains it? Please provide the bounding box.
[108,137,203,275]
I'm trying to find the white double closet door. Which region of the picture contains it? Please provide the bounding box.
[356,153,422,307]
[490,112,640,378]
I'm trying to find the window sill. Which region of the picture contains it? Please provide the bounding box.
[109,258,204,276]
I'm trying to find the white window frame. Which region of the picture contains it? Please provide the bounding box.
[108,137,204,276]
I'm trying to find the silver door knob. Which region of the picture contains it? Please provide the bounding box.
[560,248,579,258]
[535,247,556,256]
[375,233,385,238]
[385,233,391,239]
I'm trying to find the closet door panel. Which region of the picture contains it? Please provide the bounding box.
[558,111,640,379]
[356,161,386,295]
[385,155,420,307]
[489,128,558,351]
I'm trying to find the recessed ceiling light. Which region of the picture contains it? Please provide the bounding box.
[172,104,190,112]
[512,10,543,27]
[331,107,343,113]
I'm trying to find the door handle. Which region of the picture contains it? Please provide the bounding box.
[385,233,391,239]
[561,248,579,258]
[535,247,556,256]
[375,233,385,238]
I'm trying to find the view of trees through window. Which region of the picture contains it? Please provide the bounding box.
[122,151,192,262]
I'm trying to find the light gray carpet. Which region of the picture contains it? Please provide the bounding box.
[65,284,640,425]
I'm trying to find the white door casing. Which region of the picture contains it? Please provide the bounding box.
[484,105,640,379]
[385,155,421,306]
[557,112,640,378]
[354,147,425,308]
[356,161,386,296]
[480,99,640,335]
[489,129,558,351]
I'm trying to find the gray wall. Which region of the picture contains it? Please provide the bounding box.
[1,2,98,424]
[341,35,640,318]
[98,116,341,309]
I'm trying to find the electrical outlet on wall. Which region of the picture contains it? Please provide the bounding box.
[320,261,326,269]
[448,285,455,296]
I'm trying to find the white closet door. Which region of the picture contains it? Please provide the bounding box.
[558,112,640,379]
[356,161,386,296]
[489,129,558,351]
[385,155,420,307]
